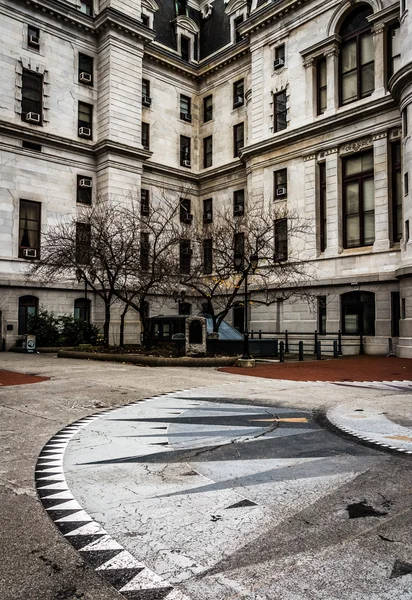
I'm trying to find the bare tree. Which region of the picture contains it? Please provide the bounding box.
[177,199,314,333]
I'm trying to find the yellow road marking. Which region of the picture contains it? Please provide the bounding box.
[248,417,309,423]
[386,435,412,442]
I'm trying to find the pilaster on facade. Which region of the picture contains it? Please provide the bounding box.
[372,131,391,252]
[322,147,340,258]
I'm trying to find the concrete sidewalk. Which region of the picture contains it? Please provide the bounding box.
[326,381,412,454]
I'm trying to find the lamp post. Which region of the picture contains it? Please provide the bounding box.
[234,253,259,360]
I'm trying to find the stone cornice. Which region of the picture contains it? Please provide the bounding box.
[94,7,155,43]
[143,158,246,183]
[367,4,400,27]
[238,0,307,37]
[300,34,341,63]
[389,63,412,103]
[240,96,397,161]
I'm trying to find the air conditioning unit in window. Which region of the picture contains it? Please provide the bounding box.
[29,35,40,47]
[276,186,287,197]
[26,112,40,123]
[182,213,193,223]
[234,204,244,215]
[233,96,244,107]
[79,178,92,188]
[79,72,92,83]
[141,205,150,216]
[273,57,285,70]
[79,126,91,138]
[203,212,213,223]
[23,248,37,258]
[142,95,152,107]
[183,159,191,168]
[181,112,192,122]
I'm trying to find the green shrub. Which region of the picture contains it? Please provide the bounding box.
[27,309,100,347]
[27,309,60,347]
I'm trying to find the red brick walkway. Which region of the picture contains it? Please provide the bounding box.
[219,355,412,382]
[0,369,50,386]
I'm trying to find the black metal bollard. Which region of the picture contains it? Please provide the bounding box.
[298,341,304,361]
[316,340,321,360]
[314,330,318,354]
[338,330,343,355]
[259,329,262,339]
[274,339,278,357]
[359,333,365,355]
[333,340,338,358]
[279,341,285,362]
[285,330,289,353]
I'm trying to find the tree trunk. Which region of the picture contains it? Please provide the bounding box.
[103,303,111,347]
[119,304,129,347]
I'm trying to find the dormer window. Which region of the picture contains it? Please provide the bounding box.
[142,13,150,26]
[181,35,190,61]
[234,15,244,43]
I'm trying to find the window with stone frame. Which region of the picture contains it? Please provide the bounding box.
[27,25,40,50]
[19,199,41,258]
[317,57,327,115]
[233,123,244,157]
[78,53,93,85]
[387,24,401,81]
[75,222,91,264]
[274,169,287,199]
[234,15,244,43]
[21,69,43,124]
[203,198,213,223]
[203,95,213,122]
[140,231,150,271]
[342,150,374,248]
[18,295,38,335]
[339,6,374,106]
[233,189,245,216]
[274,218,288,261]
[233,79,244,108]
[78,101,93,137]
[180,198,191,222]
[391,141,402,243]
[74,298,91,323]
[77,175,92,205]
[141,122,150,149]
[141,189,150,216]
[273,91,287,132]
[80,0,93,16]
[179,239,192,274]
[181,35,190,61]
[319,162,327,251]
[274,44,285,68]
[203,136,213,168]
[203,238,213,274]
[233,232,245,268]
[142,79,151,101]
[141,13,150,26]
[180,135,191,166]
[180,94,191,121]
[318,296,327,334]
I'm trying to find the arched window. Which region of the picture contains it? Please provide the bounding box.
[341,291,375,335]
[18,295,38,335]
[74,298,91,323]
[339,5,374,106]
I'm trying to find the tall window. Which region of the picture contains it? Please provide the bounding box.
[78,102,93,138]
[274,44,285,68]
[339,5,374,106]
[233,189,245,216]
[391,291,400,337]
[233,123,244,157]
[391,141,402,243]
[319,162,327,251]
[18,296,38,335]
[234,232,245,267]
[203,198,213,223]
[203,136,213,168]
[180,94,191,121]
[141,189,150,215]
[180,135,191,166]
[274,91,287,132]
[341,291,375,335]
[387,25,401,80]
[179,239,191,274]
[142,122,150,149]
[274,218,288,261]
[78,54,93,85]
[180,198,191,222]
[142,79,151,105]
[77,175,92,205]
[80,0,93,15]
[274,169,287,199]
[140,232,150,271]
[234,15,244,43]
[318,296,327,334]
[28,25,40,49]
[343,150,374,248]
[21,70,43,124]
[204,95,213,122]
[317,58,327,115]
[203,239,213,274]
[75,222,91,264]
[74,298,91,323]
[19,200,40,258]
[233,79,244,108]
[181,36,190,61]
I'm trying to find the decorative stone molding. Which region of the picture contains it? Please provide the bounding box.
[318,147,339,159]
[303,152,317,161]
[173,15,200,33]
[225,0,247,15]
[340,136,373,155]
[372,131,388,141]
[201,1,213,18]
[327,0,383,37]
[389,128,402,141]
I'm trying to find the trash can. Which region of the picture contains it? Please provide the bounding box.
[23,334,36,353]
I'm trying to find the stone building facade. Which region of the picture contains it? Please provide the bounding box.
[0,0,411,354]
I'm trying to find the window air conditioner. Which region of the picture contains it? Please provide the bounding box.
[79,126,91,138]
[183,160,191,167]
[23,248,37,258]
[79,178,92,188]
[141,205,150,215]
[142,95,152,107]
[26,112,40,123]
[181,112,192,122]
[182,213,193,223]
[234,204,244,215]
[274,57,285,69]
[276,186,287,197]
[203,212,213,223]
[29,35,40,47]
[234,96,244,107]
[79,72,92,83]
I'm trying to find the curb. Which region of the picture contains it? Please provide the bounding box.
[57,350,238,367]
[35,392,193,600]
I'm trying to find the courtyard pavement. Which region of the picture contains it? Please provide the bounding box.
[2,353,412,600]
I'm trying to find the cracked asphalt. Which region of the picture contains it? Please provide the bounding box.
[2,353,412,599]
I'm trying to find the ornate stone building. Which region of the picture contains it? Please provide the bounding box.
[0,0,411,354]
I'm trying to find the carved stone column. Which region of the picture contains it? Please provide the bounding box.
[325,47,339,115]
[372,23,387,97]
[302,57,316,119]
